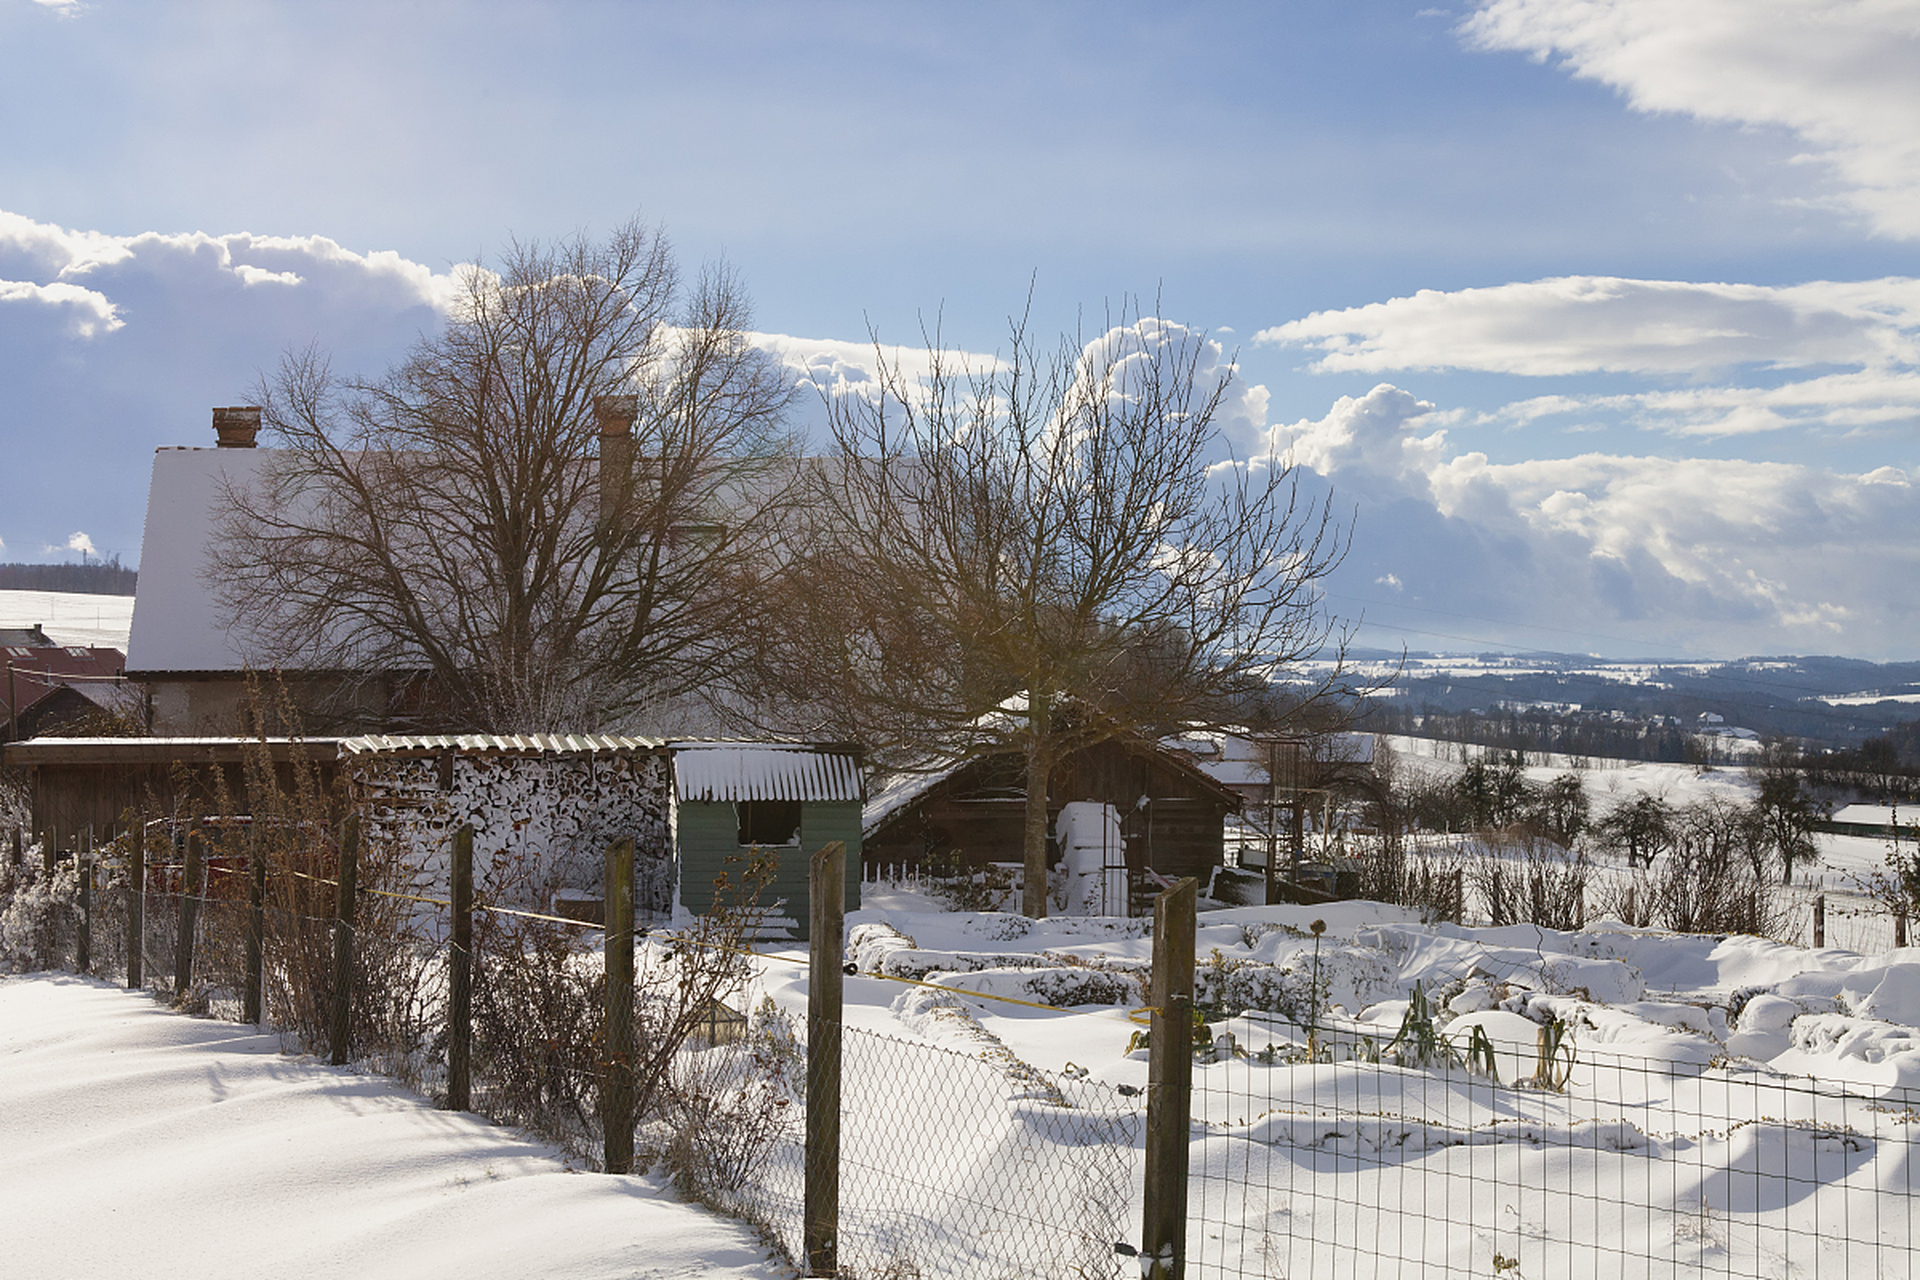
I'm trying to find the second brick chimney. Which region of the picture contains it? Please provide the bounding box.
[595,395,637,526]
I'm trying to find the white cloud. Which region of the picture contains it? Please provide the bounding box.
[1257,275,1920,375]
[1281,382,1920,655]
[1463,0,1920,238]
[64,532,96,558]
[0,206,469,568]
[0,278,121,337]
[1489,368,1920,437]
[1267,383,1449,498]
[0,210,461,315]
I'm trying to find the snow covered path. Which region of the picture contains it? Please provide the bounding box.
[0,975,788,1280]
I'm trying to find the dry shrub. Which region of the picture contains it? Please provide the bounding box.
[1648,799,1789,938]
[662,997,804,1200]
[1469,831,1590,931]
[469,849,779,1169]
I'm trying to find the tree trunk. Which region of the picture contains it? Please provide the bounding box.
[1023,735,1054,919]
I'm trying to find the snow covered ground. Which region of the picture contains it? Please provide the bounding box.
[0,975,786,1280]
[0,588,134,650]
[735,879,1920,1277]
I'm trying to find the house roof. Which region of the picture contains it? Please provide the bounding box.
[2,645,128,723]
[670,742,864,804]
[126,447,275,674]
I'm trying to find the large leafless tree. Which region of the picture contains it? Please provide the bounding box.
[771,305,1349,916]
[213,220,797,732]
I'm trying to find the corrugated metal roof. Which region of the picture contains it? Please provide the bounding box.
[671,743,863,803]
[338,733,663,756]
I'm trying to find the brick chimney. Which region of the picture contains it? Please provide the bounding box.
[213,406,261,448]
[595,395,637,526]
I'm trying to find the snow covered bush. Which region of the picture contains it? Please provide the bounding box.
[0,852,77,972]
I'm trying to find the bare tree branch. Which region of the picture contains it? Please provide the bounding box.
[211,219,798,733]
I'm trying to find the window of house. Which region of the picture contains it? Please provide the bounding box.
[737,799,802,847]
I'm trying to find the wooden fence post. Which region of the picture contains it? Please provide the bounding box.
[173,827,204,1002]
[602,837,636,1173]
[127,824,144,990]
[806,840,847,1278]
[1813,894,1826,949]
[243,827,265,1025]
[447,823,474,1112]
[328,814,359,1067]
[1143,876,1197,1280]
[1897,912,1909,949]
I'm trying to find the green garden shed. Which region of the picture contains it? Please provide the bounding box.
[669,742,863,938]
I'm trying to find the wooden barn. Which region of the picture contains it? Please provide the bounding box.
[863,735,1242,904]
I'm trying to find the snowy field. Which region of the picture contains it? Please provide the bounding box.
[0,975,785,1280]
[0,588,134,650]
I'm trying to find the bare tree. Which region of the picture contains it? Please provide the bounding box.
[213,220,797,732]
[770,303,1347,916]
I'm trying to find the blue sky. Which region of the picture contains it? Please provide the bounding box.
[3,0,1918,660]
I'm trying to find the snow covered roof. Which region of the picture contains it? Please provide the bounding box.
[862,762,963,834]
[1166,730,1377,791]
[670,742,863,803]
[126,448,275,674]
[1831,804,1918,829]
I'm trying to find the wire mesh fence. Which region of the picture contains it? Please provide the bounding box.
[708,1017,1144,1279]
[1187,1038,1919,1279]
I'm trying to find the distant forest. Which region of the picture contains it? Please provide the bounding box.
[0,560,137,595]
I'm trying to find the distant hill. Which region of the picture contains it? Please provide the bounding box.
[0,561,137,596]
[1349,651,1920,754]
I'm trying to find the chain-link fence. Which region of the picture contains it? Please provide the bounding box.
[706,1017,1142,1279]
[1188,1036,1919,1279]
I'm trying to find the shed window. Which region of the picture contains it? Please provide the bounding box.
[738,799,802,846]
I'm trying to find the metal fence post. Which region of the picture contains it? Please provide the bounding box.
[807,840,847,1277]
[448,823,474,1112]
[603,836,636,1173]
[328,814,359,1066]
[127,824,144,990]
[1143,876,1197,1280]
[174,826,204,1002]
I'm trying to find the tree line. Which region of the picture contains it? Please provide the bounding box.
[0,559,136,596]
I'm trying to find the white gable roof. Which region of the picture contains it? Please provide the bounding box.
[127,448,272,673]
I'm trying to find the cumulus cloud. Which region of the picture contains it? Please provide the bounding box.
[1463,0,1920,238]
[1257,275,1920,375]
[0,278,121,337]
[755,317,1266,448]
[64,532,96,558]
[1275,382,1920,656]
[0,209,462,314]
[0,206,466,565]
